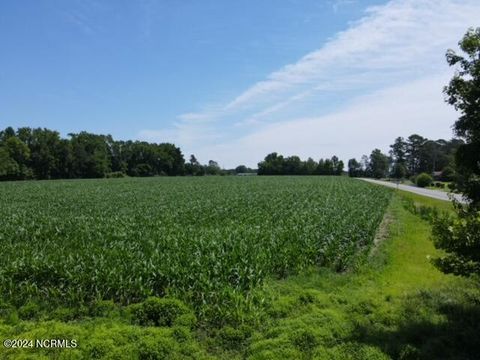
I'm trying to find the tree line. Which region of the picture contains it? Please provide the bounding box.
[257,152,344,175]
[0,127,348,180]
[347,135,463,181]
[0,127,238,180]
[3,125,460,181]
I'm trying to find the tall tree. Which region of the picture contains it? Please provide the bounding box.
[443,30,480,205]
[0,146,20,180]
[29,128,63,179]
[369,149,389,179]
[323,158,334,175]
[0,134,31,180]
[258,152,283,175]
[185,154,205,176]
[389,136,407,165]
[390,162,406,181]
[0,127,15,141]
[432,28,480,277]
[69,132,112,178]
[316,158,326,175]
[358,155,368,176]
[347,158,362,177]
[405,134,426,175]
[335,159,344,175]
[304,157,317,175]
[235,165,248,174]
[283,156,302,175]
[206,160,221,175]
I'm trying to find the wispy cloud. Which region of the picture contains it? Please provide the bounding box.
[193,74,458,167]
[177,112,214,122]
[223,0,477,111]
[139,0,480,167]
[62,10,95,35]
[331,0,357,13]
[59,0,106,35]
[234,90,313,127]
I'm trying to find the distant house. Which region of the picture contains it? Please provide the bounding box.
[433,171,442,179]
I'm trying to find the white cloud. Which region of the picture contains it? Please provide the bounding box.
[138,0,480,167]
[194,74,457,168]
[177,112,213,122]
[331,0,357,13]
[234,90,313,127]
[223,0,478,111]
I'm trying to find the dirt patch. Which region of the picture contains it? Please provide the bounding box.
[369,209,395,258]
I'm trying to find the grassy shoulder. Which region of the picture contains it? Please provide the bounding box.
[426,182,452,193]
[230,193,479,359]
[395,189,454,212]
[1,192,478,359]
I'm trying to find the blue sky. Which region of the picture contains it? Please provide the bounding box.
[1,0,479,167]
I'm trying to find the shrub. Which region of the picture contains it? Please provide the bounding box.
[218,325,253,349]
[441,166,455,182]
[401,197,439,223]
[297,291,316,305]
[138,337,176,360]
[91,299,118,317]
[18,301,40,320]
[416,173,433,188]
[171,326,191,342]
[267,296,295,318]
[432,208,480,276]
[131,163,154,177]
[130,297,195,327]
[50,305,89,321]
[290,329,318,352]
[106,171,126,178]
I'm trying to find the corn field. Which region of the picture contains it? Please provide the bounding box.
[0,176,391,319]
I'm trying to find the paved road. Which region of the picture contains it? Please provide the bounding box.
[359,178,467,203]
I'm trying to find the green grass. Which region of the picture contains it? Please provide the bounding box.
[426,181,453,193]
[396,189,454,212]
[1,179,479,359]
[237,192,479,359]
